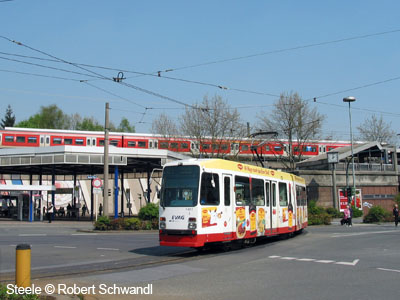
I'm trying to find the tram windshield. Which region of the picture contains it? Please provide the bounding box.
[161,165,200,207]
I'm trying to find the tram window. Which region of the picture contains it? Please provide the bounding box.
[5,136,14,142]
[53,138,62,145]
[181,142,189,149]
[272,183,276,207]
[75,139,84,145]
[235,176,251,206]
[16,136,26,143]
[265,182,270,206]
[28,137,37,144]
[224,177,230,206]
[279,182,288,206]
[138,141,146,148]
[252,178,264,206]
[200,173,219,205]
[127,141,136,147]
[64,138,73,145]
[296,186,301,206]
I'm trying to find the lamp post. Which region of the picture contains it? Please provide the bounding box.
[343,96,356,205]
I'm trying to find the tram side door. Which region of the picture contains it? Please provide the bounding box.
[271,181,278,234]
[223,174,234,238]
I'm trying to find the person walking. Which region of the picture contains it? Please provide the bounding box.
[343,205,350,227]
[47,204,54,223]
[99,203,103,216]
[82,204,87,217]
[393,204,399,227]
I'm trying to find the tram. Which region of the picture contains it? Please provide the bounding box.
[159,159,307,248]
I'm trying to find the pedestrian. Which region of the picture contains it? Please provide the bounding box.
[47,204,54,223]
[393,204,399,227]
[99,203,103,216]
[347,205,353,227]
[82,204,87,217]
[67,203,72,218]
[343,205,350,227]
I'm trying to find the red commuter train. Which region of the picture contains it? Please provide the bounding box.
[0,127,351,158]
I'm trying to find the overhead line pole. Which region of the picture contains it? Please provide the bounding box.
[103,102,110,217]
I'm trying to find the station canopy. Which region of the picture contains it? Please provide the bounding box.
[0,146,189,176]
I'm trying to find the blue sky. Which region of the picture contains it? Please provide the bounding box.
[0,0,399,141]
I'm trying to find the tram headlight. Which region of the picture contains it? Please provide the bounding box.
[160,217,166,229]
[188,217,197,230]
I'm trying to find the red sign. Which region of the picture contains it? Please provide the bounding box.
[338,189,362,211]
[92,178,103,189]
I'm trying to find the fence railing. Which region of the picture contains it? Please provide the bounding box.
[335,163,394,172]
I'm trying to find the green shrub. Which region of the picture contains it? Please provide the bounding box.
[352,206,363,218]
[110,218,125,230]
[307,200,332,225]
[326,207,342,218]
[124,218,141,230]
[363,206,388,223]
[141,220,153,230]
[0,284,39,300]
[94,216,111,230]
[138,203,159,221]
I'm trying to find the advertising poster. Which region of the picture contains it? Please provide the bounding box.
[338,189,362,211]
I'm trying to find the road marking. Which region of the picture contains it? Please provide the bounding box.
[332,230,397,238]
[71,233,98,236]
[377,268,400,273]
[54,246,77,249]
[97,247,119,251]
[18,234,47,237]
[269,255,359,266]
[316,260,335,264]
[335,259,359,266]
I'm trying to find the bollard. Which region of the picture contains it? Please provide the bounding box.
[16,244,31,288]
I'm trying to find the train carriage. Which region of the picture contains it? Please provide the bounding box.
[159,159,307,248]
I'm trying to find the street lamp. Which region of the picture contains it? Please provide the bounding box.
[343,96,356,205]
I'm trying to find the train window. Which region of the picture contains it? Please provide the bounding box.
[181,142,189,149]
[138,141,146,148]
[202,144,210,150]
[170,142,178,149]
[265,182,270,206]
[241,145,249,151]
[46,137,50,144]
[28,137,37,144]
[235,176,251,206]
[64,139,73,145]
[200,173,220,205]
[16,136,26,143]
[53,138,62,145]
[98,140,105,146]
[127,141,136,147]
[110,140,119,146]
[212,144,219,150]
[5,136,14,142]
[274,146,282,151]
[155,141,158,148]
[160,142,168,149]
[252,178,264,206]
[279,182,288,206]
[149,141,153,148]
[87,139,91,146]
[265,145,270,151]
[221,144,228,150]
[224,177,231,206]
[75,139,84,145]
[40,137,44,144]
[294,147,299,152]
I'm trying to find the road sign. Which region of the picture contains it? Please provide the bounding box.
[92,178,103,189]
[87,175,97,179]
[93,188,102,194]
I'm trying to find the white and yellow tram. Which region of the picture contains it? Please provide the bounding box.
[159,159,307,248]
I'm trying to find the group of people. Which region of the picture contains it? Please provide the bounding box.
[341,205,353,227]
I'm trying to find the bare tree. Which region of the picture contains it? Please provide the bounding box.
[257,92,324,171]
[180,95,246,158]
[151,113,179,137]
[357,114,395,144]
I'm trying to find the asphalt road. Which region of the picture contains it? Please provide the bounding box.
[2,222,400,300]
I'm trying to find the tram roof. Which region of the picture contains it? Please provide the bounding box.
[0,146,189,176]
